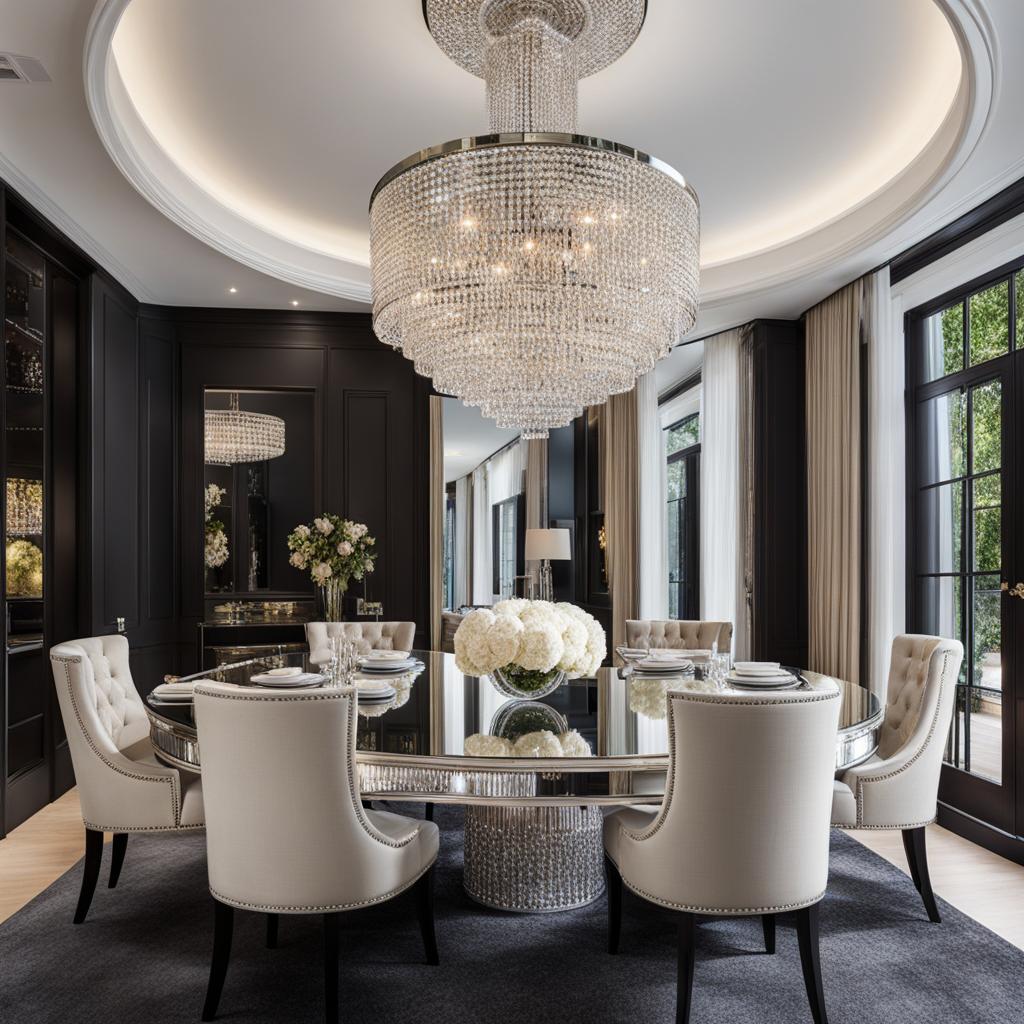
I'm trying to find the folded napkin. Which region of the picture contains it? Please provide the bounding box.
[156,679,200,694]
[264,666,302,677]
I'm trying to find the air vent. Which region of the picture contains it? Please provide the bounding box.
[0,54,51,83]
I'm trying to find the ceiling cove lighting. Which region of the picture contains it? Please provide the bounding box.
[204,392,286,466]
[368,0,699,438]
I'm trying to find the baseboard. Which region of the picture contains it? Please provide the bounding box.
[937,802,1024,866]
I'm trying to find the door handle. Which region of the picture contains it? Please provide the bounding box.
[1000,581,1024,600]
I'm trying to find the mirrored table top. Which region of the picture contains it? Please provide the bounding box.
[146,649,882,776]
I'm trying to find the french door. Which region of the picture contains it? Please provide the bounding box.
[907,262,1022,839]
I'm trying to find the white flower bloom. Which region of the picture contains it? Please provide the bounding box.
[558,729,592,757]
[628,678,671,720]
[289,551,306,569]
[487,614,524,666]
[512,730,564,758]
[518,622,563,672]
[311,562,332,583]
[492,597,529,618]
[337,540,353,556]
[314,517,334,535]
[294,524,311,539]
[464,733,514,757]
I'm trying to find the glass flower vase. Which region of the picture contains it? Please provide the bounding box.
[490,664,567,700]
[318,577,348,622]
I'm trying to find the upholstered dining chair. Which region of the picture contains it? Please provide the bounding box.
[604,684,841,1024]
[50,635,205,924]
[306,620,416,662]
[624,619,733,654]
[193,682,439,1024]
[831,634,963,923]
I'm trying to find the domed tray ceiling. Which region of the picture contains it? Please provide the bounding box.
[85,0,991,310]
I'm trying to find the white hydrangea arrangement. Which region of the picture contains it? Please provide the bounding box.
[454,599,606,691]
[464,728,592,758]
[628,674,719,719]
[204,483,229,569]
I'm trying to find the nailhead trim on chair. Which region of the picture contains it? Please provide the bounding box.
[194,684,421,851]
[209,862,433,914]
[851,648,955,829]
[606,853,826,915]
[83,820,206,834]
[56,654,183,827]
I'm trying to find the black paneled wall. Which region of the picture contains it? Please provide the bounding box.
[85,301,431,692]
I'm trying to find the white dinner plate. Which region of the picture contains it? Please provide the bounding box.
[358,660,418,674]
[633,657,693,673]
[726,672,797,688]
[150,683,196,702]
[250,672,327,688]
[359,650,410,664]
[733,661,782,675]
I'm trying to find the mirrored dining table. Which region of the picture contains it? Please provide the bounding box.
[145,650,882,913]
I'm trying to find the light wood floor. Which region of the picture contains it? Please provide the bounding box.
[1,790,1023,950]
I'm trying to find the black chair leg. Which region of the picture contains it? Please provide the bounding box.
[424,802,435,822]
[676,912,696,1024]
[605,855,623,954]
[414,867,440,965]
[266,913,279,949]
[108,834,129,889]
[73,828,104,924]
[902,826,941,923]
[324,912,340,1024]
[795,902,828,1024]
[761,913,776,954]
[201,901,234,1022]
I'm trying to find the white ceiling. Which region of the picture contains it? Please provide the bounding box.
[0,1,1021,341]
[443,399,521,484]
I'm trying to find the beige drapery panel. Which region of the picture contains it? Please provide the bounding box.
[604,390,640,651]
[428,397,444,651]
[524,439,548,585]
[806,281,863,683]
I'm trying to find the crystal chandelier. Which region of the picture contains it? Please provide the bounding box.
[6,478,43,537]
[369,0,699,438]
[204,393,286,466]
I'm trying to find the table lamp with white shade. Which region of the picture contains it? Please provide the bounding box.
[524,528,571,602]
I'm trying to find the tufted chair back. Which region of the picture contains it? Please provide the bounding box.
[608,684,841,914]
[194,682,435,912]
[625,619,732,654]
[306,621,415,662]
[878,634,947,758]
[50,635,191,833]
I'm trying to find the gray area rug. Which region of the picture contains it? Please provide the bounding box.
[1,805,1021,1024]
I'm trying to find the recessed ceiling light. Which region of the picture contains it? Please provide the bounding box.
[291,300,299,306]
[228,286,237,294]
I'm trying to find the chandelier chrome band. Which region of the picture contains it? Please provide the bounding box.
[369,133,695,207]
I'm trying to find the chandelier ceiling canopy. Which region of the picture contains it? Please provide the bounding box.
[204,392,286,466]
[368,0,700,438]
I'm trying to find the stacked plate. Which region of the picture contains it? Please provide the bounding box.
[726,662,799,689]
[632,654,693,674]
[353,678,399,703]
[150,680,203,703]
[250,667,328,688]
[358,651,418,674]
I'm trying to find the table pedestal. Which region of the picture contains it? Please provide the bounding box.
[463,805,605,913]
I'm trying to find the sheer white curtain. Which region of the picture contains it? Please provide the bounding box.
[699,328,746,658]
[489,440,524,505]
[866,266,906,695]
[637,370,667,619]
[471,463,491,604]
[453,474,471,609]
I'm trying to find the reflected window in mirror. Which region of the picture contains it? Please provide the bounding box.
[203,389,315,597]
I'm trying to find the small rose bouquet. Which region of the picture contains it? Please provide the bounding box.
[454,599,605,694]
[204,483,229,569]
[286,513,376,592]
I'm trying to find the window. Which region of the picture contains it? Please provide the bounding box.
[664,411,700,619]
[491,494,523,598]
[442,491,455,610]
[909,268,1020,807]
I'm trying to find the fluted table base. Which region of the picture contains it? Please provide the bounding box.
[463,805,605,913]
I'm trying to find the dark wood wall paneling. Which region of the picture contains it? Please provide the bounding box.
[748,320,808,668]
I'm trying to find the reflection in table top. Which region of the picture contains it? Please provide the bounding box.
[145,650,882,774]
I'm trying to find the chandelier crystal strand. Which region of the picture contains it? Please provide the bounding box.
[369,0,699,438]
[6,478,43,536]
[204,393,286,466]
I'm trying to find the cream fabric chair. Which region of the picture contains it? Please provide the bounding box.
[50,635,204,923]
[625,619,733,654]
[193,682,439,1024]
[831,634,963,923]
[306,620,415,663]
[604,684,841,1024]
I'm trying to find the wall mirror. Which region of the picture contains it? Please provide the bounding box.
[203,388,315,597]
